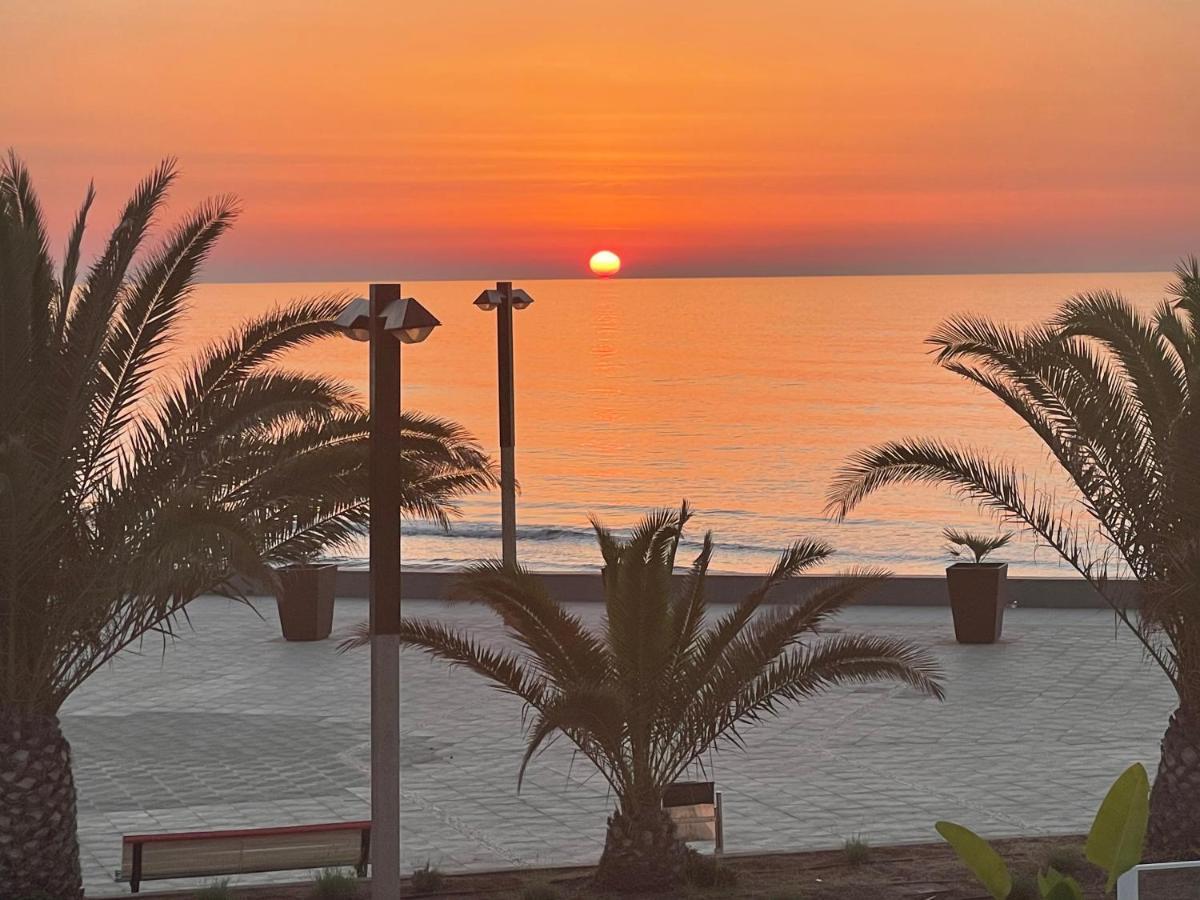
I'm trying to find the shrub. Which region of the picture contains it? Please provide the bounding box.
[682,849,738,889]
[937,764,1150,899]
[1041,845,1088,878]
[843,834,871,866]
[943,528,1014,564]
[312,867,359,899]
[520,881,561,900]
[194,880,235,900]
[410,862,445,893]
[1008,871,1039,900]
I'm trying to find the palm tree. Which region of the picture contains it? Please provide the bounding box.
[827,261,1200,858]
[0,155,497,898]
[348,503,944,891]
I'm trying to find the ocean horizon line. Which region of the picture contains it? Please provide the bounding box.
[194,265,1176,288]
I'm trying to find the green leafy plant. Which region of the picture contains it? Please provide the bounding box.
[410,862,445,893]
[935,763,1150,898]
[843,834,871,865]
[348,503,944,891]
[194,880,235,900]
[943,528,1014,564]
[828,262,1200,855]
[1038,868,1084,900]
[1009,872,1040,900]
[311,867,359,899]
[1084,763,1150,892]
[0,155,498,899]
[1040,845,1088,878]
[935,821,1012,898]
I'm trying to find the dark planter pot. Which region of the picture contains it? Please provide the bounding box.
[945,562,1007,644]
[274,563,337,641]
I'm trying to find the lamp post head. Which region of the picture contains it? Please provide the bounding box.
[473,283,534,312]
[334,297,373,342]
[387,297,440,344]
[473,289,502,312]
[335,294,440,344]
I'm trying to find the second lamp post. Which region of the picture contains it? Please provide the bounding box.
[474,281,533,567]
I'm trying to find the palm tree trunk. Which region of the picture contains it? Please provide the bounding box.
[0,706,83,899]
[593,803,688,892]
[1147,706,1200,860]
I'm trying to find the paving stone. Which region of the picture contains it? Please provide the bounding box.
[63,596,1175,895]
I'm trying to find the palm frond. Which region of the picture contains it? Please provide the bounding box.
[61,159,176,387]
[57,180,95,339]
[452,561,610,684]
[725,633,945,726]
[943,528,1014,563]
[1,151,56,353]
[1053,290,1187,429]
[516,686,628,793]
[681,538,836,692]
[343,616,549,710]
[1168,256,1200,329]
[77,195,240,495]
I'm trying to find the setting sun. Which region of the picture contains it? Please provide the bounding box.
[589,250,621,278]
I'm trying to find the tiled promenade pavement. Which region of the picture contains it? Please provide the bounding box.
[66,596,1175,895]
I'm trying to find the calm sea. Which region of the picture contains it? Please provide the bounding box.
[183,272,1170,576]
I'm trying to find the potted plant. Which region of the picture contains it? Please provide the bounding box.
[943,528,1014,644]
[274,562,338,641]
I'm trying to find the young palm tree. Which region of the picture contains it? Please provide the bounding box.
[0,155,497,898]
[827,261,1200,858]
[349,503,944,891]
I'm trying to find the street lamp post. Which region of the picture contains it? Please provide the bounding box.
[473,282,533,567]
[336,284,440,898]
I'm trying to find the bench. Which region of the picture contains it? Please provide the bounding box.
[663,781,724,853]
[118,821,370,893]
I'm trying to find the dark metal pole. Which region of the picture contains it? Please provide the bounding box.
[496,281,517,567]
[367,284,402,897]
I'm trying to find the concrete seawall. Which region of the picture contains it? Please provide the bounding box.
[331,570,1140,609]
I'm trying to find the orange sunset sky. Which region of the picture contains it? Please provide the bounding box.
[3,0,1198,280]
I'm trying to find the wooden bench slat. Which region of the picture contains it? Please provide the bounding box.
[122,820,369,844]
[123,832,363,879]
[666,802,718,842]
[119,822,370,891]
